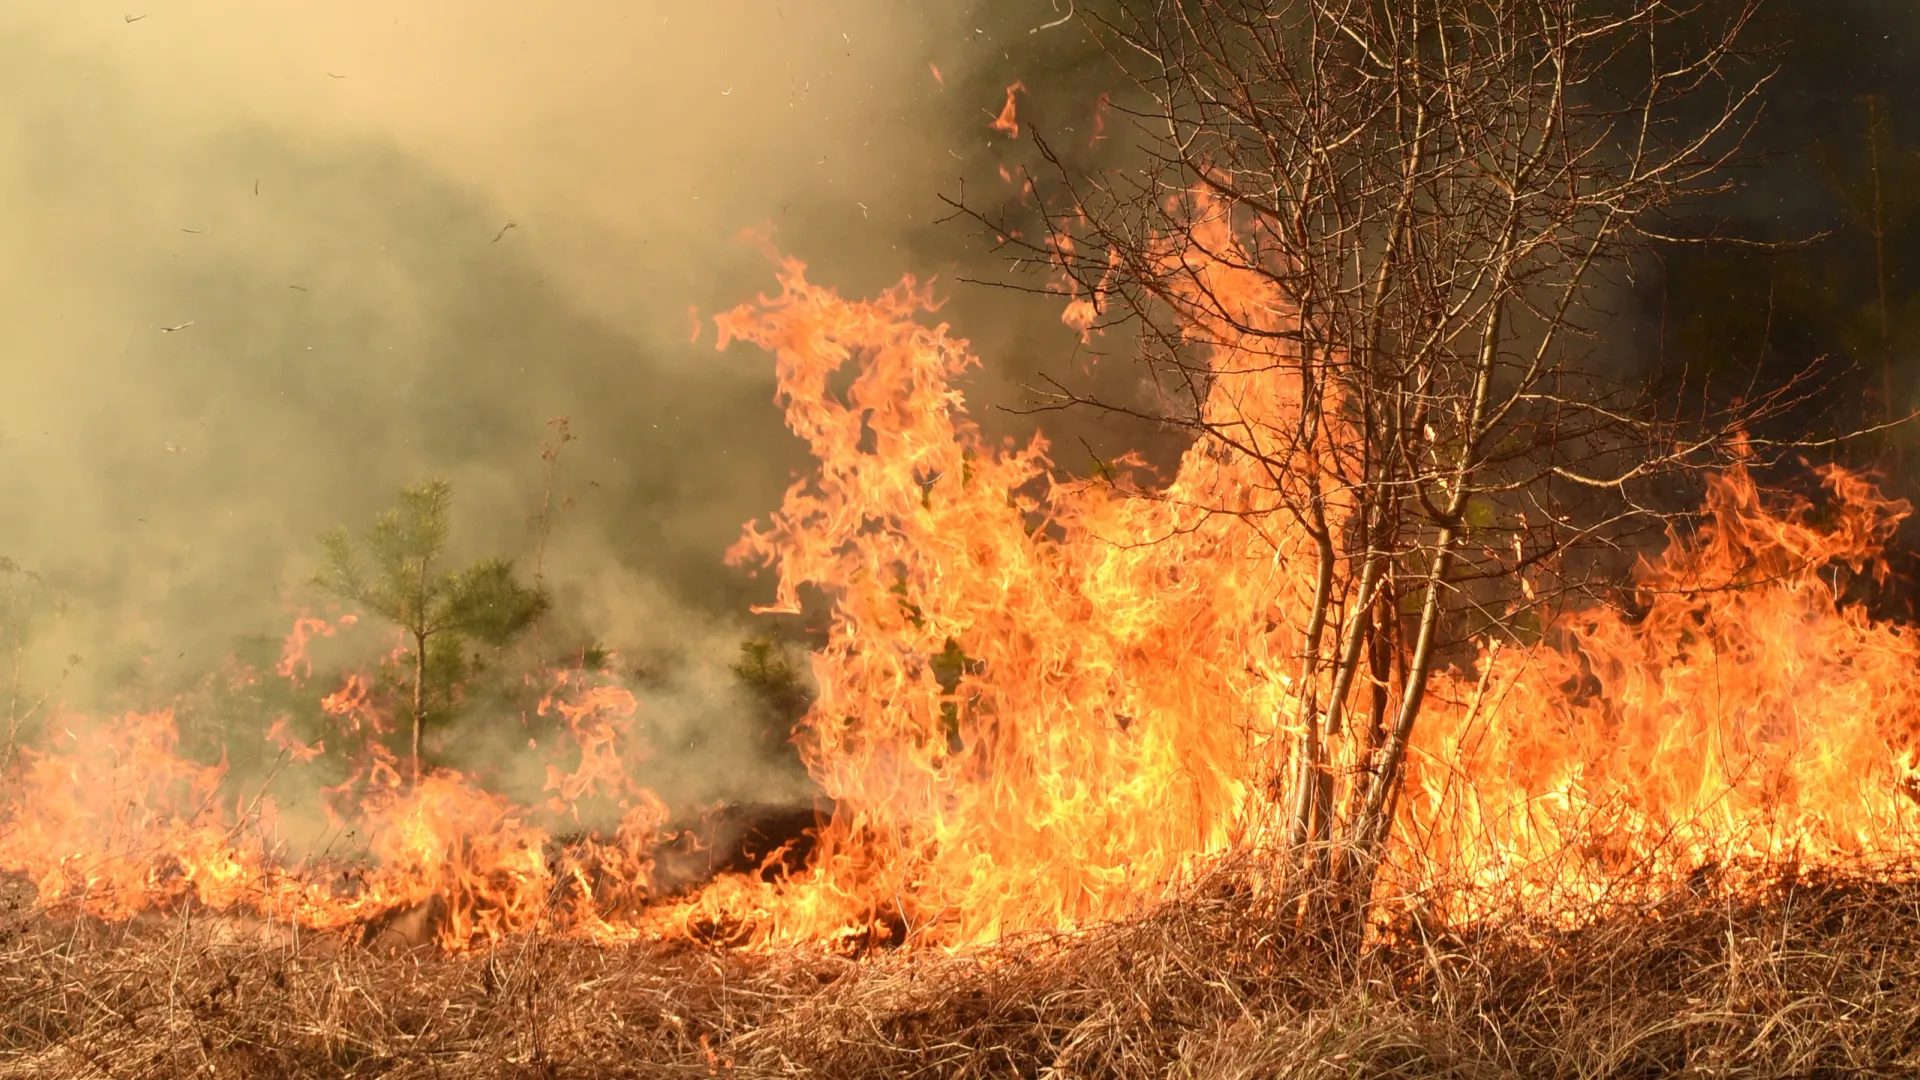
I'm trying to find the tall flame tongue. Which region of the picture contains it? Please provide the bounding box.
[1399,463,1920,913]
[710,252,1920,943]
[707,250,1312,947]
[3,244,1920,951]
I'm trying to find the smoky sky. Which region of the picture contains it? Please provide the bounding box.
[0,2,1121,726]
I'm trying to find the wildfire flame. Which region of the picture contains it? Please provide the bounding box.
[990,81,1025,138]
[2,237,1918,951]
[1400,463,1920,912]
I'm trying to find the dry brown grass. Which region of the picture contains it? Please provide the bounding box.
[4,863,1920,1079]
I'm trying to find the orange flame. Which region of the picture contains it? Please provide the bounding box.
[265,716,324,764]
[0,658,670,947]
[4,225,1920,953]
[276,613,336,682]
[990,81,1025,138]
[1397,464,1920,914]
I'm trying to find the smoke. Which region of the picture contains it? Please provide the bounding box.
[0,2,1122,804]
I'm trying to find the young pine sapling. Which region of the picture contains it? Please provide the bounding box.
[314,479,548,784]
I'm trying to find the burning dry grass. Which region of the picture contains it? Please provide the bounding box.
[5,863,1920,1078]
[7,253,1920,1075]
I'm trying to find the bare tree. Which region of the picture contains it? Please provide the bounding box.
[952,0,1841,896]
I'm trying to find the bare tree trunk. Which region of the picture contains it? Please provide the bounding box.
[1353,526,1456,854]
[1285,529,1337,849]
[1352,239,1513,861]
[1308,540,1387,868]
[411,629,427,786]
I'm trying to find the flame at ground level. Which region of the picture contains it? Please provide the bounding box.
[3,256,1919,951]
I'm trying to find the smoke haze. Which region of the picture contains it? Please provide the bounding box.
[0,2,1116,790]
[15,0,1905,805]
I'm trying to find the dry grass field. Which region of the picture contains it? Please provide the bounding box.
[4,863,1919,1079]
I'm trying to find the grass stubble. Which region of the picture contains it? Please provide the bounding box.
[2,856,1919,1079]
